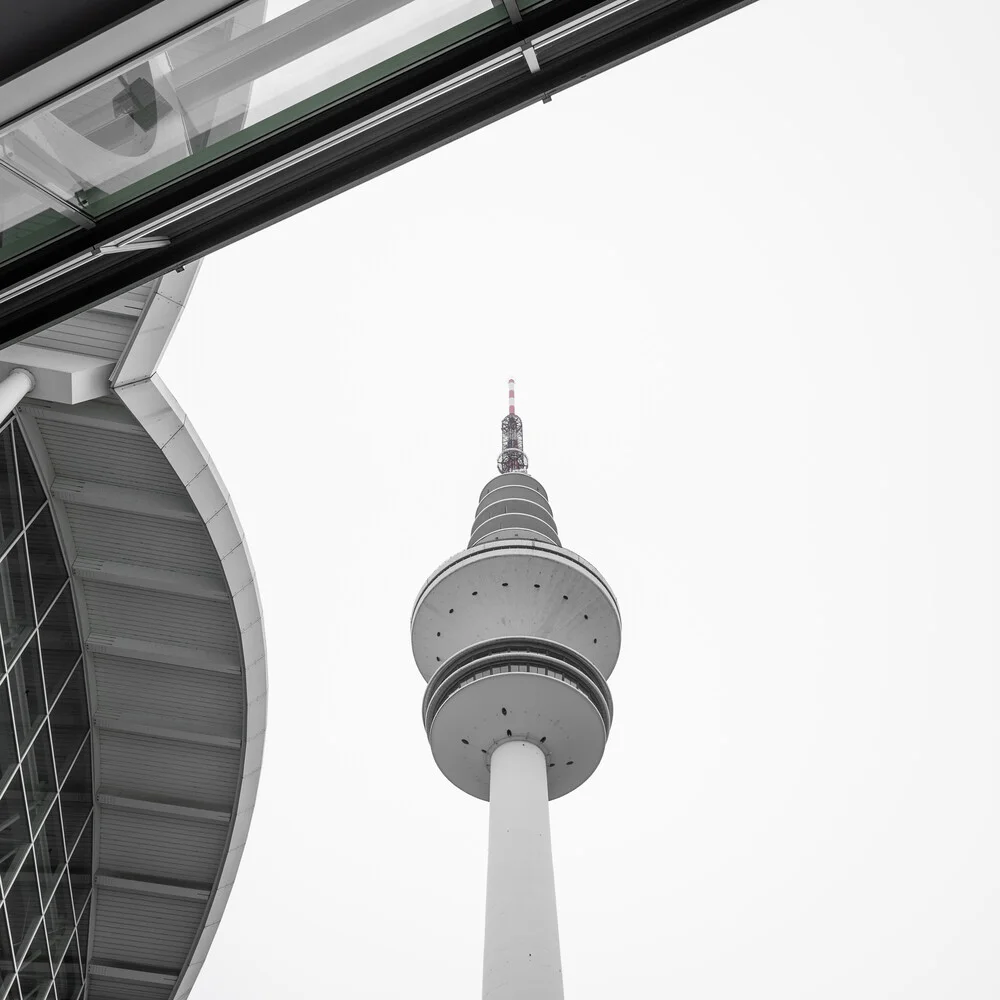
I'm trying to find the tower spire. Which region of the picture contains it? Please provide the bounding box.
[497,378,528,474]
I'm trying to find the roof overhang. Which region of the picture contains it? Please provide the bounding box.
[0,0,759,342]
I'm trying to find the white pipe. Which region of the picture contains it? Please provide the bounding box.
[0,368,34,421]
[483,740,563,1000]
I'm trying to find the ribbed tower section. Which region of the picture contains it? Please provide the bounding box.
[410,384,621,1000]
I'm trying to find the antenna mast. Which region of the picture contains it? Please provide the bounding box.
[497,378,528,474]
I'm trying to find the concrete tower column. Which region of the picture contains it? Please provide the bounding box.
[483,740,563,1000]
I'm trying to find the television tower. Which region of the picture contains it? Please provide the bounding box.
[411,380,622,1000]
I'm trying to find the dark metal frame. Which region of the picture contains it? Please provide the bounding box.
[0,0,757,343]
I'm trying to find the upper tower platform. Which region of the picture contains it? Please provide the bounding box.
[411,383,620,801]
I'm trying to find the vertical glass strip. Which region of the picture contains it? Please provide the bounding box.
[0,420,89,1000]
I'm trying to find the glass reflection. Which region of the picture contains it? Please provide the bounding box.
[1,0,500,219]
[26,510,67,621]
[7,640,46,747]
[15,922,52,997]
[52,934,82,1000]
[13,431,44,525]
[7,849,42,957]
[0,675,18,785]
[44,874,75,964]
[0,428,20,552]
[0,539,35,659]
[36,589,79,701]
[0,916,14,997]
[0,171,77,266]
[46,665,86,783]
[21,729,57,832]
[59,782,90,862]
[71,898,89,971]
[0,772,29,889]
[35,802,65,903]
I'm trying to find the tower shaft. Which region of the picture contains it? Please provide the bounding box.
[483,740,563,1000]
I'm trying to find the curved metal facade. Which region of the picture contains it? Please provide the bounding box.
[0,416,91,1000]
[0,263,267,1000]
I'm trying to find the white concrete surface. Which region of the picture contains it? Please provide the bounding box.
[411,541,622,681]
[483,740,563,1000]
[0,367,34,419]
[0,345,112,403]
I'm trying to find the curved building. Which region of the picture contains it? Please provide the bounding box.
[0,265,266,1000]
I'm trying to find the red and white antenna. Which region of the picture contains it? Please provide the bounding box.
[498,378,528,473]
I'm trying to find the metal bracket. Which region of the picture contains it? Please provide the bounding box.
[500,0,522,23]
[498,0,544,77]
[0,157,95,229]
[97,237,171,255]
[521,42,541,74]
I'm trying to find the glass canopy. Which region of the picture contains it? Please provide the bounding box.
[0,0,508,263]
[0,0,756,338]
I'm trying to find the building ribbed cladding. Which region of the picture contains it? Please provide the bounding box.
[469,472,560,547]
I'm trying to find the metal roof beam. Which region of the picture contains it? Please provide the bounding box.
[88,962,178,986]
[23,399,145,435]
[74,557,229,600]
[96,714,241,750]
[97,793,231,824]
[52,476,199,521]
[86,635,242,675]
[95,873,212,901]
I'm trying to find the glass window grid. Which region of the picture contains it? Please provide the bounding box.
[0,420,90,1000]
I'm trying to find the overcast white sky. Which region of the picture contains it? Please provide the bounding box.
[158,1,1000,996]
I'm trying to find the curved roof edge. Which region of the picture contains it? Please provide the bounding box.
[112,269,267,1000]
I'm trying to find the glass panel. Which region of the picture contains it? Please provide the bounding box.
[21,979,52,1000]
[68,899,88,976]
[12,432,44,526]
[0,771,30,889]
[33,804,64,905]
[20,731,56,833]
[59,792,89,865]
[0,912,15,998]
[15,921,51,997]
[6,642,45,749]
[0,540,35,661]
[36,593,78,702]
[0,427,21,553]
[51,934,81,1000]
[66,865,90,952]
[1,0,501,218]
[42,875,74,964]
[45,666,86,784]
[0,169,77,267]
[24,512,65,624]
[0,676,18,790]
[6,848,41,957]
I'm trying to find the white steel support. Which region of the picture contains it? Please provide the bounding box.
[483,740,563,1000]
[0,368,34,420]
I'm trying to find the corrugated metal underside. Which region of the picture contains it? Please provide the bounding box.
[23,397,246,1000]
[22,283,155,359]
